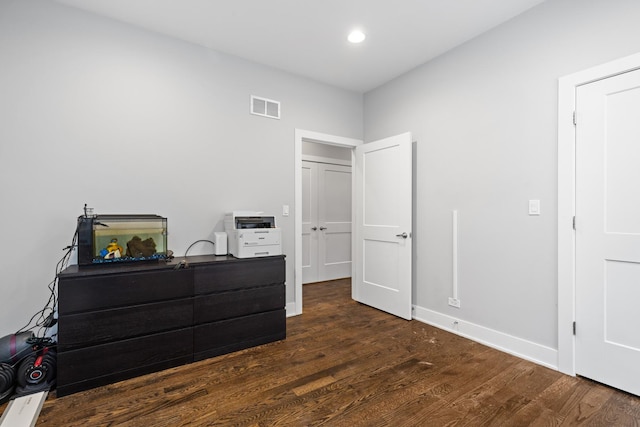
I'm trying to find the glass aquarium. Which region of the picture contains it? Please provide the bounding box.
[77,214,167,266]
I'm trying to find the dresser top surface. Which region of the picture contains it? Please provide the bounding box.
[58,254,285,278]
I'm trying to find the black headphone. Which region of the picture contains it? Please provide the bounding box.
[0,362,16,404]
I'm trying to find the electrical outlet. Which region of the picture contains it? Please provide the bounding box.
[448,297,461,308]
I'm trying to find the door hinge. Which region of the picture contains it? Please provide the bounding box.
[573,111,577,126]
[573,321,576,335]
[572,216,576,230]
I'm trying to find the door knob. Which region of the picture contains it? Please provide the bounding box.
[396,232,408,239]
[311,226,318,231]
[319,226,327,231]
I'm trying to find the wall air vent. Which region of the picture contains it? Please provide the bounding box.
[251,95,280,120]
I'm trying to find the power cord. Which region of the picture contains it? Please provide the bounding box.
[173,239,217,269]
[14,213,80,340]
[184,239,215,257]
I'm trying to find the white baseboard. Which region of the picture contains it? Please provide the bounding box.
[286,302,298,317]
[413,305,558,370]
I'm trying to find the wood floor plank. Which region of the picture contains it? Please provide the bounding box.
[2,278,639,426]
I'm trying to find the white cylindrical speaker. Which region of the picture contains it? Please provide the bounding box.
[214,232,228,256]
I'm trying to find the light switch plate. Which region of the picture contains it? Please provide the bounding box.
[529,199,540,215]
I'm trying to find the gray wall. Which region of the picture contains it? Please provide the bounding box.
[364,0,640,353]
[302,141,352,163]
[0,0,362,336]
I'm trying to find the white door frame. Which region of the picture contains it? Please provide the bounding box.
[293,129,362,316]
[557,52,640,375]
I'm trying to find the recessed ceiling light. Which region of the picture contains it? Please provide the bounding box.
[348,30,366,44]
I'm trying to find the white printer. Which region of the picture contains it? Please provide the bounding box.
[224,211,282,258]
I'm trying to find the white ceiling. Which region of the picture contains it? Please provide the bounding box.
[54,0,546,93]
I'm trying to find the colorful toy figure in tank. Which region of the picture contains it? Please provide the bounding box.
[100,238,124,259]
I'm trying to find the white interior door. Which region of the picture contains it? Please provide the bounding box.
[354,132,412,320]
[575,68,640,396]
[302,161,352,283]
[318,163,352,281]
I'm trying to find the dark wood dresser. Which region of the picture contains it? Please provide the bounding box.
[56,255,285,397]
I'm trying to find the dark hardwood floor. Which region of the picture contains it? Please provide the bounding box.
[3,278,640,426]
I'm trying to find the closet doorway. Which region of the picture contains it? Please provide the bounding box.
[301,142,352,284]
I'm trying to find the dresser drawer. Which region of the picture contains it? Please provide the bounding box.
[193,309,285,361]
[58,298,193,350]
[57,328,193,396]
[194,257,284,294]
[194,284,284,324]
[59,268,193,314]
